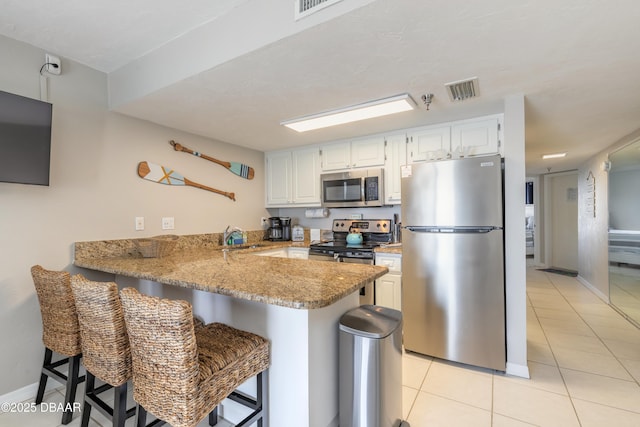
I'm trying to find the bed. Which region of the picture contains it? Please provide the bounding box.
[609,229,640,266]
[526,216,534,256]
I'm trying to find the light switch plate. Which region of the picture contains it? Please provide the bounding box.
[161,217,174,230]
[135,217,144,231]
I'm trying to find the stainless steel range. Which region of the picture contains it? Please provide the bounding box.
[309,219,392,305]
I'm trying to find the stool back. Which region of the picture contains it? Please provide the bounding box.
[119,287,200,423]
[71,275,131,386]
[31,265,81,356]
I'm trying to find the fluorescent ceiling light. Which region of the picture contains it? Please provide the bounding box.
[281,94,416,132]
[542,152,567,159]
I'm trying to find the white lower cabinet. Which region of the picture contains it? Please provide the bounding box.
[255,248,288,258]
[287,247,309,259]
[375,253,402,311]
[255,247,309,259]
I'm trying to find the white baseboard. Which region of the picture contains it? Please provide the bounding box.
[576,275,609,303]
[0,379,63,404]
[505,362,530,379]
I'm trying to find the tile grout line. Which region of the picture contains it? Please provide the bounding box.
[541,272,639,420]
[528,272,583,425]
[546,273,640,387]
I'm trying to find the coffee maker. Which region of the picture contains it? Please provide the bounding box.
[280,217,291,241]
[267,217,291,241]
[267,217,282,241]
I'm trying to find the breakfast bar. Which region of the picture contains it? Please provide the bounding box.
[73,237,388,427]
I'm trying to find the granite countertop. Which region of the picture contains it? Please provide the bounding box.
[374,244,402,254]
[73,233,388,310]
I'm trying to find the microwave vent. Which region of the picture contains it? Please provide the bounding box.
[295,0,344,19]
[444,77,479,102]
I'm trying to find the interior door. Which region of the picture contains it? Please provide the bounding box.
[547,172,579,270]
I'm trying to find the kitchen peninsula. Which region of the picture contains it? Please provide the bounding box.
[73,235,388,427]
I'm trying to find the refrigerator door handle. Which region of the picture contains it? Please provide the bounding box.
[404,226,500,233]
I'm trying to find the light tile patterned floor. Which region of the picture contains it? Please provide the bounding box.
[2,266,639,426]
[402,267,640,426]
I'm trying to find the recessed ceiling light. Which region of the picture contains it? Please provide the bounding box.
[542,152,567,159]
[280,93,416,132]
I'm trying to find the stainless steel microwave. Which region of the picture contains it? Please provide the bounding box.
[321,168,385,208]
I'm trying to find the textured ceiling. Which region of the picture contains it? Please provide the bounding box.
[2,0,640,175]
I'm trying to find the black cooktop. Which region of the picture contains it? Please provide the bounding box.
[309,241,381,251]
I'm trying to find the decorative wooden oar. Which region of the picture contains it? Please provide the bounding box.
[137,161,236,201]
[169,140,255,180]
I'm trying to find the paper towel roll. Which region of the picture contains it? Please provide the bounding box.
[305,208,329,218]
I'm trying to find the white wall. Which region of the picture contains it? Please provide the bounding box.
[578,129,640,300]
[503,94,529,378]
[0,35,267,395]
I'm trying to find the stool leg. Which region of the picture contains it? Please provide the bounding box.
[80,372,95,427]
[258,371,268,427]
[208,407,218,426]
[35,348,53,404]
[113,382,128,427]
[61,354,81,425]
[135,405,147,427]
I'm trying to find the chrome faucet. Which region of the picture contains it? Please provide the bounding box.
[223,225,244,246]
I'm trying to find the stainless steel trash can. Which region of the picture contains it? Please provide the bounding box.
[339,305,407,427]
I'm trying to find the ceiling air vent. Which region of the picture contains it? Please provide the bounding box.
[444,77,479,102]
[295,0,344,20]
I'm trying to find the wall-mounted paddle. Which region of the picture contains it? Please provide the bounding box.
[169,140,255,180]
[137,161,236,201]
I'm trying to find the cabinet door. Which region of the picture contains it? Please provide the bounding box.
[351,136,386,168]
[384,134,407,204]
[255,248,288,258]
[375,254,402,273]
[375,273,402,311]
[265,151,292,206]
[287,248,309,259]
[320,142,351,171]
[408,126,451,162]
[292,147,321,205]
[451,117,500,156]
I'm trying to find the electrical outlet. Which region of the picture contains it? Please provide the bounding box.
[162,217,174,230]
[135,217,144,231]
[261,217,268,227]
[45,53,61,75]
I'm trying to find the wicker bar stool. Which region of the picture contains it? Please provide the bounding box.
[70,275,139,427]
[31,265,85,425]
[119,287,270,427]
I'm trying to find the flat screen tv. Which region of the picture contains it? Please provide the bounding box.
[0,90,52,186]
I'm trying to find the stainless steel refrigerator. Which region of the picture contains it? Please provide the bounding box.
[401,154,505,371]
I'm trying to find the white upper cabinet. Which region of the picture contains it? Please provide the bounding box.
[265,147,320,207]
[320,142,351,171]
[265,151,292,206]
[450,116,500,157]
[384,133,407,205]
[265,114,503,207]
[408,126,451,163]
[320,136,385,171]
[291,147,321,205]
[408,115,502,162]
[350,136,386,168]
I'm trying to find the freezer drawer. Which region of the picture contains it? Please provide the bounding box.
[401,155,503,227]
[402,229,506,371]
